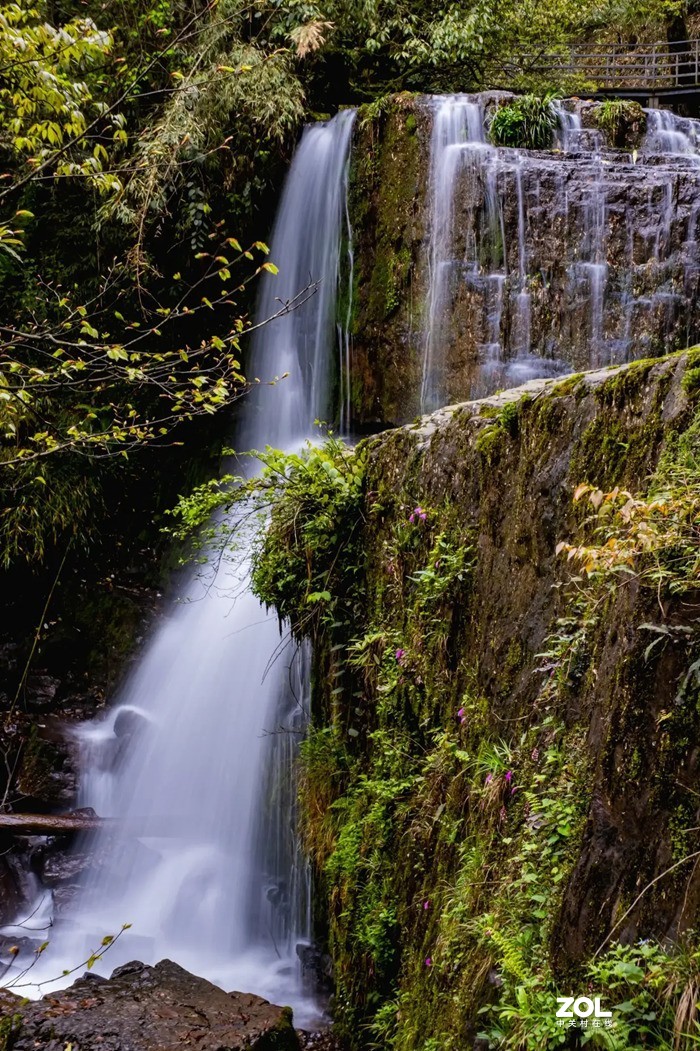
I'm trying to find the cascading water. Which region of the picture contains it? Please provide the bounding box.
[553,102,582,153]
[418,96,700,409]
[6,109,356,1025]
[420,95,487,412]
[644,108,700,157]
[420,95,568,411]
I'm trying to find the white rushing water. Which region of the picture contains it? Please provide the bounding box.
[5,109,356,1026]
[420,95,569,411]
[644,108,700,157]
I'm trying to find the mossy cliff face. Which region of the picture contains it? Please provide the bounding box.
[346,92,700,429]
[345,95,429,427]
[254,350,700,1048]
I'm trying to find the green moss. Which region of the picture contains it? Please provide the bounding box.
[0,1013,21,1051]
[497,638,525,698]
[499,399,520,437]
[682,366,700,397]
[596,357,657,406]
[551,372,584,397]
[257,1006,301,1050]
[475,422,506,463]
[350,96,421,328]
[570,360,675,489]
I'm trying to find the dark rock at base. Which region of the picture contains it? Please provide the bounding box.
[295,945,333,993]
[24,675,59,711]
[7,958,301,1050]
[40,850,93,887]
[297,1032,348,1051]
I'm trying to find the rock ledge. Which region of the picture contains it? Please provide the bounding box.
[3,959,300,1050]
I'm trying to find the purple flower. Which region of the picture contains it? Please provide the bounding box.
[425,956,432,967]
[457,707,466,725]
[504,770,513,784]
[409,506,427,524]
[485,773,493,785]
[395,648,405,664]
[423,900,430,910]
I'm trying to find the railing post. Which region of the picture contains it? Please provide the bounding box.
[647,43,655,89]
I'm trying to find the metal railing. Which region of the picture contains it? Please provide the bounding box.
[509,39,700,91]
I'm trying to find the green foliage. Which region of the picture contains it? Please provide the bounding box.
[0,2,122,197]
[488,94,559,150]
[109,21,305,258]
[585,940,700,1050]
[0,0,295,566]
[250,437,367,629]
[559,397,700,598]
[267,0,680,97]
[596,99,646,147]
[478,936,700,1049]
[409,531,474,606]
[0,460,98,568]
[475,398,524,464]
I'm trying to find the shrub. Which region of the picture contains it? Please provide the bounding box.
[488,94,559,150]
[596,98,646,147]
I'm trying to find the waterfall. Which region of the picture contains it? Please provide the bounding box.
[420,95,568,410]
[8,109,356,1026]
[240,109,356,447]
[553,102,582,152]
[420,96,486,413]
[417,96,700,408]
[644,108,700,157]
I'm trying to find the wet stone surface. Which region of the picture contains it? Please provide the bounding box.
[5,959,301,1050]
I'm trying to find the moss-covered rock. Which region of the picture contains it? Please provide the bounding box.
[345,94,430,427]
[254,351,700,1049]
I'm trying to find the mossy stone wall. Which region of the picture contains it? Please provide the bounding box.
[262,352,700,1048]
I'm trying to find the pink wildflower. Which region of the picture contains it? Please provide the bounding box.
[425,957,432,967]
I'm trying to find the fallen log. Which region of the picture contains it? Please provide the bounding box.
[0,811,107,834]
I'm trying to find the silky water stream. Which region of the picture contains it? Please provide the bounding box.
[4,109,356,1027]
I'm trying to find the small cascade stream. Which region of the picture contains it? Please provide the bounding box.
[6,110,356,1024]
[645,108,700,156]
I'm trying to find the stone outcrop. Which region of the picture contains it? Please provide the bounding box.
[3,959,300,1050]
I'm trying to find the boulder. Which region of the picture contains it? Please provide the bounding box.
[6,959,301,1050]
